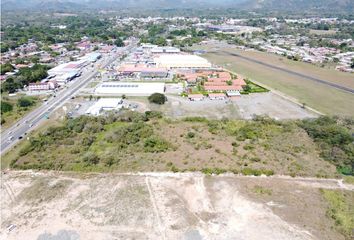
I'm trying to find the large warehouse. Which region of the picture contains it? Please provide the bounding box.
[86,98,123,116]
[95,82,165,96]
[154,54,212,69]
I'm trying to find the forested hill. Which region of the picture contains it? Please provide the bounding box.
[1,0,353,13]
[238,0,354,13]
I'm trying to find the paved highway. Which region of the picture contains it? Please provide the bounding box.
[1,43,136,154]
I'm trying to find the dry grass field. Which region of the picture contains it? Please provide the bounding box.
[192,44,354,116]
[1,171,353,240]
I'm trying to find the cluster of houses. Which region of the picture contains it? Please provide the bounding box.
[178,70,247,101]
[0,35,129,93]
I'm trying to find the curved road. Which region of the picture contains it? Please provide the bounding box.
[218,51,354,94]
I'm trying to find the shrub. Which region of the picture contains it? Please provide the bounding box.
[253,185,272,195]
[300,116,354,175]
[144,136,170,153]
[1,101,13,113]
[145,111,163,119]
[82,152,100,165]
[186,132,195,138]
[201,168,227,175]
[148,93,167,105]
[17,97,35,108]
[241,168,261,176]
[183,116,208,122]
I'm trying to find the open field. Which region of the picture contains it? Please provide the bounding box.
[4,112,354,178]
[191,44,354,116]
[1,171,353,240]
[128,93,316,120]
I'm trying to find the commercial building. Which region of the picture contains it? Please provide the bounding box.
[95,82,165,96]
[86,98,123,116]
[140,68,168,78]
[118,64,168,78]
[79,52,101,62]
[154,54,212,69]
[151,47,180,55]
[48,60,86,85]
[208,93,226,100]
[226,91,241,99]
[188,94,204,101]
[28,81,58,91]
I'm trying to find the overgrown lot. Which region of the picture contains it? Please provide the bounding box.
[1,94,40,129]
[4,111,353,177]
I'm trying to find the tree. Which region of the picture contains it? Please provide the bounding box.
[351,58,354,69]
[1,78,19,93]
[114,38,124,47]
[1,63,14,75]
[1,101,13,113]
[17,97,34,108]
[154,37,167,46]
[148,93,167,105]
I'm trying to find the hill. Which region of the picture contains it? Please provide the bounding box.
[1,0,353,13]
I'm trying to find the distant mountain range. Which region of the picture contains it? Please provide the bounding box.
[1,0,353,13]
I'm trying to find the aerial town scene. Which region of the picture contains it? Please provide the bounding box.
[0,0,353,240]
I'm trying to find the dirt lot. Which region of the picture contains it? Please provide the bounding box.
[1,171,352,240]
[191,43,354,116]
[128,92,316,120]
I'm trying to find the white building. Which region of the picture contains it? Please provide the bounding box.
[154,54,212,69]
[28,81,58,91]
[85,98,123,116]
[95,82,165,96]
[151,47,180,54]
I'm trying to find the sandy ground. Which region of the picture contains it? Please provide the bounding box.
[234,92,317,120]
[1,171,352,240]
[127,92,316,120]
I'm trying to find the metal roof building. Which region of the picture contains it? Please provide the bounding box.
[154,54,212,69]
[95,82,165,96]
[85,98,123,116]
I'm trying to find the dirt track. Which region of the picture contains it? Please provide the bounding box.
[1,171,352,240]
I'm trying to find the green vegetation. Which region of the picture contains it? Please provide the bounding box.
[114,38,124,47]
[241,79,269,94]
[2,16,129,52]
[199,46,354,116]
[9,110,170,171]
[253,185,272,195]
[3,112,351,178]
[148,93,167,105]
[343,176,354,185]
[17,96,36,108]
[1,101,13,114]
[0,63,14,75]
[1,95,39,127]
[300,116,354,175]
[1,64,48,93]
[321,189,354,239]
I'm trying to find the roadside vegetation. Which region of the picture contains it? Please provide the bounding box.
[3,111,353,178]
[1,95,39,127]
